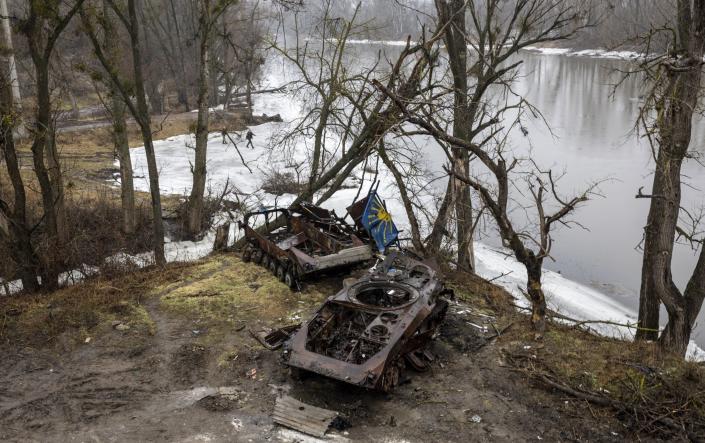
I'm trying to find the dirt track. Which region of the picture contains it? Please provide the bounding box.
[0,258,626,442]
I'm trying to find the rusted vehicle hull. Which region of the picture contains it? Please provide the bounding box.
[238,203,373,289]
[283,251,450,392]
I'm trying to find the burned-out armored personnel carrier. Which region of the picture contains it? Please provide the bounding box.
[239,202,374,289]
[283,251,451,392]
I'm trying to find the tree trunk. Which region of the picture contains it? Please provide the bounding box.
[213,222,230,251]
[187,0,211,239]
[245,68,253,120]
[45,121,68,245]
[21,0,88,289]
[30,60,61,289]
[636,142,683,340]
[453,148,474,271]
[526,260,547,336]
[103,0,136,235]
[658,230,705,355]
[659,307,690,356]
[425,178,455,255]
[636,0,705,356]
[308,100,330,196]
[222,20,232,112]
[128,0,165,265]
[112,94,136,234]
[0,0,24,139]
[0,97,41,293]
[208,37,218,108]
[436,0,475,272]
[167,0,190,110]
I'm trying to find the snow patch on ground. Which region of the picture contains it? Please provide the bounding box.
[276,428,349,442]
[474,243,704,361]
[523,46,642,60]
[340,39,644,61]
[341,38,411,47]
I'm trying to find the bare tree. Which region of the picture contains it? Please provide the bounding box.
[17,0,86,289]
[634,0,705,357]
[82,0,166,265]
[186,0,212,239]
[186,0,235,239]
[374,0,590,334]
[232,12,445,248]
[99,0,135,235]
[433,0,475,271]
[139,0,197,110]
[272,1,370,201]
[221,3,266,118]
[0,69,40,292]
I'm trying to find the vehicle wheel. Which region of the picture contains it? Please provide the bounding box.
[261,254,270,269]
[242,247,253,263]
[275,265,286,282]
[268,257,278,274]
[251,249,263,264]
[284,270,297,290]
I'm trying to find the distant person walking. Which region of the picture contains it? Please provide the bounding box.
[246,130,255,149]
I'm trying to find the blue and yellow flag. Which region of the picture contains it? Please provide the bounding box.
[361,191,398,252]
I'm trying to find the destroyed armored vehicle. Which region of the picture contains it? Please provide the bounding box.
[283,251,451,392]
[239,202,373,289]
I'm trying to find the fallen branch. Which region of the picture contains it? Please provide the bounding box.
[487,270,513,283]
[509,301,659,334]
[537,373,615,407]
[224,132,254,174]
[230,85,287,99]
[535,372,703,442]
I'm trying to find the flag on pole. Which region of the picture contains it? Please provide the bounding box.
[360,191,398,252]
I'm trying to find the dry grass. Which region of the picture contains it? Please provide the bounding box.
[502,324,705,439]
[0,262,195,349]
[260,169,306,196]
[156,254,329,341]
[466,275,705,440]
[0,253,333,351]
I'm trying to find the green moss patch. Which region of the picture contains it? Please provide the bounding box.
[157,255,328,335]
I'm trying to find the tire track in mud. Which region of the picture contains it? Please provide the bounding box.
[0,295,191,439]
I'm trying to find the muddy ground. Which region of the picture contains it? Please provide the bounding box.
[0,256,627,442]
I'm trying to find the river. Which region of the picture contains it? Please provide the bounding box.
[500,50,705,343]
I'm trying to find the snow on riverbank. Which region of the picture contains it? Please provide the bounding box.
[523,46,642,60]
[338,38,645,61]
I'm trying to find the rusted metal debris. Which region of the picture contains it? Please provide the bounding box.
[283,251,452,392]
[273,395,339,437]
[239,201,374,289]
[249,324,300,350]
